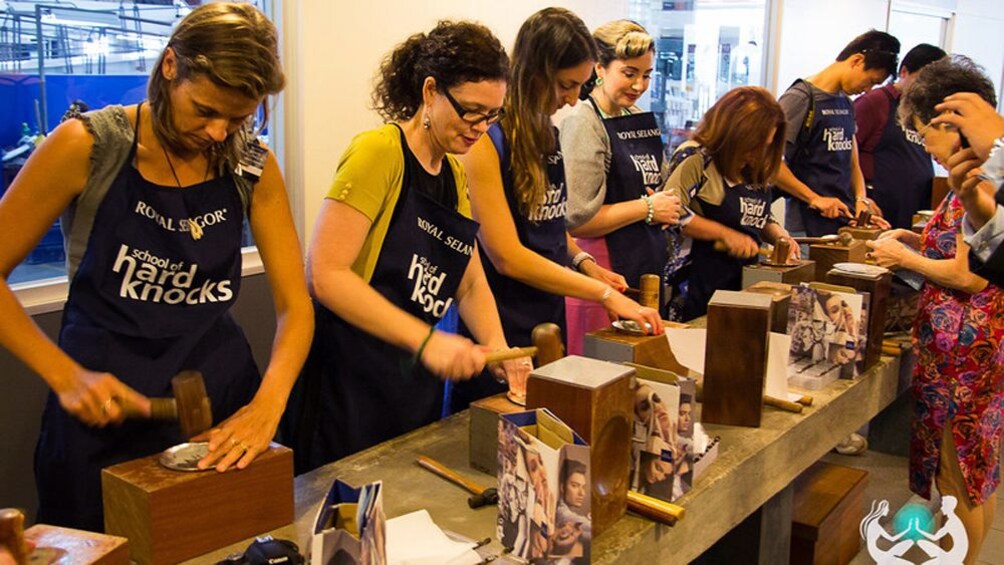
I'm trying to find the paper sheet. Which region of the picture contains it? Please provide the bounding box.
[765,332,796,401]
[665,328,707,375]
[385,510,480,565]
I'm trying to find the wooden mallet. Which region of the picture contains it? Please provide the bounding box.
[121,370,212,439]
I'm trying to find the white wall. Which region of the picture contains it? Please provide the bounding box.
[951,0,1004,103]
[281,0,627,248]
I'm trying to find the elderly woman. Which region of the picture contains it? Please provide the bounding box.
[867,55,1003,565]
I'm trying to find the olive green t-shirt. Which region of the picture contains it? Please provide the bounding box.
[326,124,471,282]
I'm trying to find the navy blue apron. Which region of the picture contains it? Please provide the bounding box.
[589,98,669,289]
[680,182,770,320]
[35,104,258,532]
[868,87,933,229]
[786,81,856,236]
[298,125,478,471]
[451,123,568,411]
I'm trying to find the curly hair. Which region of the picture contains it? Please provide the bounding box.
[898,54,998,128]
[372,21,509,122]
[579,20,654,100]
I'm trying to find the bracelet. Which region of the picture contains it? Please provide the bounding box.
[413,326,436,365]
[856,197,870,204]
[640,194,655,225]
[571,251,596,272]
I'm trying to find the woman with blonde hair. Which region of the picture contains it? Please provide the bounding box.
[665,86,798,320]
[560,20,681,353]
[0,3,313,530]
[453,8,664,409]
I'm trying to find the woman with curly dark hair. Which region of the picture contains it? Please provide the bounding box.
[867,55,1003,564]
[288,21,530,470]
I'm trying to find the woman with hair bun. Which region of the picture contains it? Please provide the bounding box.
[560,20,681,353]
[291,21,529,471]
[453,8,664,409]
[0,3,313,531]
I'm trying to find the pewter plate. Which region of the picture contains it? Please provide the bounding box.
[159,442,211,472]
[612,320,651,335]
[833,262,889,276]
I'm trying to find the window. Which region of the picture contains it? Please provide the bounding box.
[629,0,773,153]
[1,0,274,287]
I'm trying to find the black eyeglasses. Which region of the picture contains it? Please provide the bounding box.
[441,88,505,126]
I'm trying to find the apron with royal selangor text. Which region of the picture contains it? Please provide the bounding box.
[785,80,856,236]
[301,125,479,470]
[590,97,668,287]
[681,181,771,320]
[35,103,257,532]
[451,123,568,411]
[869,87,933,230]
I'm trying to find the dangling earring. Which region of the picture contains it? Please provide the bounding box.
[422,113,431,129]
[596,76,604,86]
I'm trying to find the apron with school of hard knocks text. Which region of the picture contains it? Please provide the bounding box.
[786,81,856,237]
[869,87,933,230]
[301,124,479,471]
[590,97,668,287]
[35,103,258,532]
[451,123,568,411]
[681,181,771,320]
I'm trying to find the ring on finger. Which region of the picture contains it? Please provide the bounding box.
[100,398,114,415]
[229,437,239,449]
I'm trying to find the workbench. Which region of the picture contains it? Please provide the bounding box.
[190,356,900,564]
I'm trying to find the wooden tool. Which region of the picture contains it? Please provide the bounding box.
[713,240,772,257]
[808,236,868,281]
[0,508,29,564]
[416,455,498,509]
[793,233,854,246]
[694,382,808,414]
[527,355,635,536]
[122,370,212,439]
[638,274,661,309]
[531,322,565,367]
[484,347,537,364]
[626,490,685,526]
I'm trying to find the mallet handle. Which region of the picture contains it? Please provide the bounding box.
[484,347,538,364]
[627,490,685,525]
[417,455,487,496]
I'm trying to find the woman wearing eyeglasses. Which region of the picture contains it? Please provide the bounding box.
[288,22,530,471]
[451,8,664,410]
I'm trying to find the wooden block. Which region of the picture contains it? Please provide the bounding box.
[742,281,793,334]
[23,524,129,565]
[526,356,634,536]
[808,240,867,281]
[583,321,689,375]
[826,268,892,370]
[791,462,869,565]
[741,259,816,289]
[102,443,294,565]
[702,291,772,427]
[469,393,525,474]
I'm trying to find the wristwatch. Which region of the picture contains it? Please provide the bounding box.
[571,251,596,272]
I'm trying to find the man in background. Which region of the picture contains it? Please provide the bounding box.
[855,44,946,229]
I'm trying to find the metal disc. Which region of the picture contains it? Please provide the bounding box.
[159,442,211,472]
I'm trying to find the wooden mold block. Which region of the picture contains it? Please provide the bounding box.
[469,393,525,474]
[526,356,635,536]
[742,281,794,335]
[702,290,772,428]
[583,321,689,375]
[23,524,129,565]
[741,259,816,289]
[102,443,294,565]
[826,268,892,371]
[808,240,868,281]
